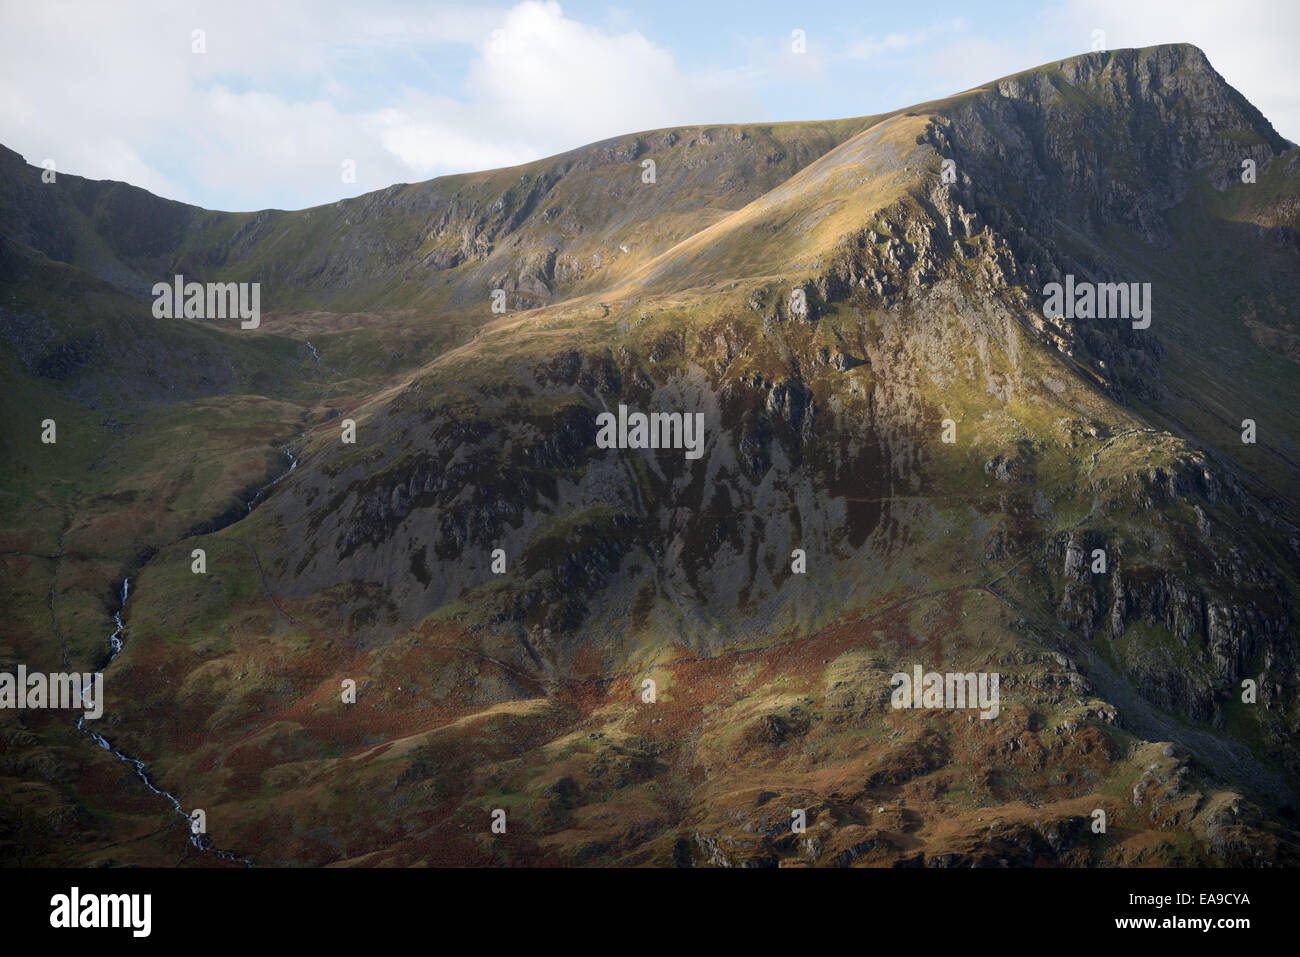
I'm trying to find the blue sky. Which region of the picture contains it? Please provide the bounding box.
[2,0,1295,211]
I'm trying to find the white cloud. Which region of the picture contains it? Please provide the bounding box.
[0,0,760,210]
[846,19,968,61]
[466,2,758,145]
[371,100,535,175]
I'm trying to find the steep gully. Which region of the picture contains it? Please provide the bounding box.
[74,446,301,867]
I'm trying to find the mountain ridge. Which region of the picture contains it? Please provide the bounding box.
[1,42,1298,868]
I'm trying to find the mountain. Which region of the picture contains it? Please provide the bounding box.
[1,42,1298,868]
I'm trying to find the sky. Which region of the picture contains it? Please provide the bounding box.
[1,0,1296,212]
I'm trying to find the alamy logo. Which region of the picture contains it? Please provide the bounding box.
[50,887,151,937]
[1042,274,1151,329]
[890,665,1000,719]
[595,403,705,460]
[0,667,102,719]
[152,274,260,329]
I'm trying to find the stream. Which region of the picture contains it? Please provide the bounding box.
[75,444,303,866]
[246,447,298,512]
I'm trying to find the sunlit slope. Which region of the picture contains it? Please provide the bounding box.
[606,112,931,297]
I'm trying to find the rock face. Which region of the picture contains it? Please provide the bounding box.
[1043,448,1299,772]
[931,46,1289,395]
